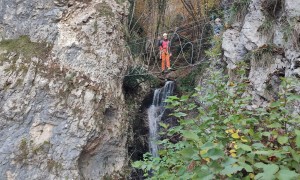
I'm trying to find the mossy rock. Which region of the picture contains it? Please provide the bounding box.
[116,0,126,4]
[47,159,63,174]
[0,35,52,75]
[15,138,29,163]
[95,2,114,18]
[0,35,52,60]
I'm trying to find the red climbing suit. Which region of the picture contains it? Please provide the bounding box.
[159,40,171,71]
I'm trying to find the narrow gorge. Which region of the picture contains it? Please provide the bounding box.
[0,0,300,179]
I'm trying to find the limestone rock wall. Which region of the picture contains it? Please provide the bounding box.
[0,0,131,179]
[222,0,300,104]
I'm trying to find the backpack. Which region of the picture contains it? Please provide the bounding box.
[158,40,163,47]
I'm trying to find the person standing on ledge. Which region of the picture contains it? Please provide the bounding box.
[158,33,172,73]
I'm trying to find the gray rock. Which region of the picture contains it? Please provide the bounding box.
[222,0,300,103]
[285,0,300,18]
[0,0,132,179]
[222,29,247,69]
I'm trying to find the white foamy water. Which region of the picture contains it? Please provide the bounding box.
[148,81,174,157]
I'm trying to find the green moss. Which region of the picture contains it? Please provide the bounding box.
[93,19,98,34]
[47,159,63,174]
[32,141,51,155]
[15,78,24,86]
[0,35,52,60]
[95,2,114,18]
[115,0,126,4]
[16,138,29,163]
[282,20,294,42]
[0,35,52,75]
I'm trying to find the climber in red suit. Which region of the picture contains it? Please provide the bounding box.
[158,33,172,72]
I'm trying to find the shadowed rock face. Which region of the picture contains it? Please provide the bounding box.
[0,0,131,179]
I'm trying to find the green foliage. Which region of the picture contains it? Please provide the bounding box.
[32,141,51,155]
[252,44,274,59]
[281,18,299,48]
[229,0,251,24]
[258,17,274,35]
[282,19,295,43]
[177,62,210,93]
[133,68,300,179]
[207,5,224,21]
[205,36,222,58]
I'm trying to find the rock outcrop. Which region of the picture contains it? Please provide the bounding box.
[0,0,131,179]
[222,0,300,104]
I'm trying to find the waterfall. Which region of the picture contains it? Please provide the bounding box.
[147,81,174,157]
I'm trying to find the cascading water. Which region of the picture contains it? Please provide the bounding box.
[147,81,174,157]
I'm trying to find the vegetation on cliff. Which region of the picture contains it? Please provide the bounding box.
[133,65,300,179]
[130,0,300,178]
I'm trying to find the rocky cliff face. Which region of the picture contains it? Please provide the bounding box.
[222,0,300,105]
[0,0,131,179]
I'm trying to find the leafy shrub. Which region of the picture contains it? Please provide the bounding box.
[205,36,222,59]
[133,68,300,179]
